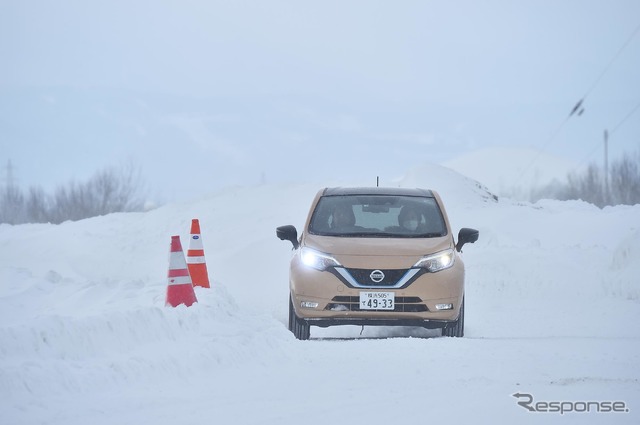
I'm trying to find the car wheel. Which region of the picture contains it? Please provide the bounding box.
[289,296,310,340]
[442,297,464,337]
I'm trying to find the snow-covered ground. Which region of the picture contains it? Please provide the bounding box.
[1,163,639,424]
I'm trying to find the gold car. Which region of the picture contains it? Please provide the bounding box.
[277,187,478,340]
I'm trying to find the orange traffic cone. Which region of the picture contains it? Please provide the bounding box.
[187,219,210,288]
[166,235,198,307]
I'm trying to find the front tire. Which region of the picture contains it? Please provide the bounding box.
[289,296,310,340]
[442,297,464,337]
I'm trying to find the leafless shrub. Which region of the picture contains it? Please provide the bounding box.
[0,183,25,224]
[0,162,146,224]
[609,150,640,206]
[533,149,640,207]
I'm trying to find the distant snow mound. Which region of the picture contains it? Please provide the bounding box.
[443,147,575,199]
[396,162,498,206]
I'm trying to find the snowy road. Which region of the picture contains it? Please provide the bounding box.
[1,166,639,424]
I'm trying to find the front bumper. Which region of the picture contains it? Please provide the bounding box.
[289,249,465,326]
[291,288,463,325]
[302,316,455,329]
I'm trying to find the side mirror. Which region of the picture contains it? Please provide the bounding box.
[456,228,479,252]
[276,225,299,249]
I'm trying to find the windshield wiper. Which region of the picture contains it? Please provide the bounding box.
[353,232,397,237]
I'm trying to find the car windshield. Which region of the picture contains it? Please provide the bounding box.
[308,195,447,238]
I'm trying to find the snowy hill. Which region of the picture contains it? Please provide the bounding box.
[1,163,639,424]
[442,147,578,200]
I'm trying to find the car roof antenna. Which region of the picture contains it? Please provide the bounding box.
[376,176,379,187]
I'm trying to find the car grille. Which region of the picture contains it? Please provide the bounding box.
[325,296,429,312]
[345,268,408,286]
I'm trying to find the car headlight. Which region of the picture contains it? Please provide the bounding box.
[300,247,341,271]
[414,249,455,273]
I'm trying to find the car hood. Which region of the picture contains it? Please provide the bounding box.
[302,233,453,269]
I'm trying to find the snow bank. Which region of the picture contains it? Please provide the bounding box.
[1,164,639,424]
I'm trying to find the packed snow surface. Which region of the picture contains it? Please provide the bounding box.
[1,163,639,424]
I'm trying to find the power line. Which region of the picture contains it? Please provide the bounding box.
[611,101,640,135]
[571,100,640,172]
[581,22,640,101]
[516,21,640,184]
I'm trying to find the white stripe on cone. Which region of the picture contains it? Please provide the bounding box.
[167,275,192,286]
[186,256,206,264]
[169,251,188,268]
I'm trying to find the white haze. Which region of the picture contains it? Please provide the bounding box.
[1,1,639,202]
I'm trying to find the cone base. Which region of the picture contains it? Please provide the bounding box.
[166,284,198,307]
[188,263,210,289]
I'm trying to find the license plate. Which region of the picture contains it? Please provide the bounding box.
[359,292,395,310]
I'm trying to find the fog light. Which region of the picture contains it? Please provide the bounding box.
[301,301,319,309]
[435,303,453,310]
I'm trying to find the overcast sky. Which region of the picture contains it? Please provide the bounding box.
[1,0,639,200]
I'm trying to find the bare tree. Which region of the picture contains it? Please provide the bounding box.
[49,163,145,223]
[610,150,640,206]
[0,161,147,224]
[91,162,144,214]
[0,159,26,224]
[51,182,86,223]
[0,183,26,224]
[528,148,640,207]
[25,186,50,223]
[563,163,606,207]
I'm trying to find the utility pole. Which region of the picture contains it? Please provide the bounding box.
[604,130,609,204]
[2,159,16,188]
